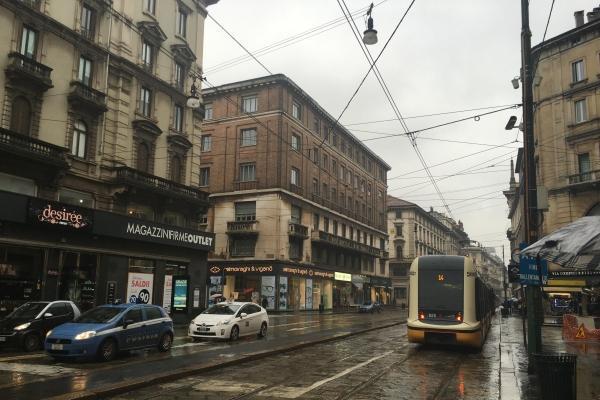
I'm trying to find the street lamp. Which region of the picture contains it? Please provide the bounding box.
[511,76,520,89]
[362,3,378,45]
[186,78,201,109]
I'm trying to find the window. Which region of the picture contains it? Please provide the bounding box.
[574,99,587,123]
[292,101,301,119]
[235,202,256,221]
[174,62,185,90]
[379,260,385,275]
[572,60,585,82]
[367,183,372,197]
[137,142,150,172]
[290,167,300,186]
[313,119,320,135]
[349,227,354,240]
[81,4,95,39]
[348,196,352,210]
[395,287,407,299]
[20,26,37,59]
[333,221,338,236]
[173,104,184,132]
[322,183,328,199]
[312,178,319,196]
[291,133,301,151]
[341,224,346,237]
[332,160,337,176]
[200,167,210,186]
[204,103,213,120]
[10,96,31,135]
[289,239,302,260]
[59,188,94,208]
[313,213,319,230]
[331,188,336,203]
[333,134,338,147]
[231,238,256,257]
[340,165,345,181]
[177,7,187,37]
[78,56,93,86]
[242,95,257,113]
[312,148,319,165]
[142,41,153,70]
[140,86,152,117]
[340,193,345,208]
[322,153,328,170]
[71,120,87,158]
[241,128,257,146]
[201,135,212,152]
[323,217,329,232]
[239,163,256,182]
[395,210,402,219]
[144,0,156,14]
[291,205,301,224]
[170,155,182,183]
[578,153,591,181]
[380,238,385,250]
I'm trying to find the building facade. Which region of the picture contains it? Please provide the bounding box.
[386,195,469,306]
[0,0,217,320]
[200,74,391,311]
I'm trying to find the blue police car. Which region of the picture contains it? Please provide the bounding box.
[45,303,173,361]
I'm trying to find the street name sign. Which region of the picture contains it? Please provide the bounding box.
[519,242,548,286]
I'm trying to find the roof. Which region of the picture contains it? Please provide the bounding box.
[387,195,417,208]
[532,14,600,55]
[202,74,391,170]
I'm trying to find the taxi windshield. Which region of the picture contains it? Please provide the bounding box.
[202,304,240,315]
[9,302,49,319]
[75,307,122,323]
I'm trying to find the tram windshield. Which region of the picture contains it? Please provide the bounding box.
[419,269,463,311]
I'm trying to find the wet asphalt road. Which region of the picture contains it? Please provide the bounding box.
[111,314,532,400]
[0,311,404,399]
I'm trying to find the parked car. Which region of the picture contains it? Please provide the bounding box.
[0,301,81,351]
[45,303,173,361]
[358,301,382,313]
[189,301,268,341]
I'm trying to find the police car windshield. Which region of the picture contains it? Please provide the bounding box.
[202,304,240,315]
[9,302,49,319]
[75,307,122,323]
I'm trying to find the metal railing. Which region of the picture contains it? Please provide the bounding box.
[227,220,259,233]
[288,223,308,238]
[8,52,52,79]
[311,230,382,257]
[234,180,258,191]
[80,28,94,41]
[567,169,600,185]
[70,81,106,106]
[0,127,67,163]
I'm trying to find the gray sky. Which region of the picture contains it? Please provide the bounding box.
[202,0,597,262]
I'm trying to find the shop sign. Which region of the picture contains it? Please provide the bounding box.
[162,275,173,313]
[209,265,274,275]
[126,272,153,304]
[313,270,335,279]
[335,272,352,282]
[173,278,188,309]
[93,211,214,251]
[29,199,92,230]
[550,270,600,278]
[351,274,369,284]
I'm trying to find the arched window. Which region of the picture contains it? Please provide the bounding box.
[137,142,150,173]
[396,246,403,258]
[170,155,182,183]
[10,96,32,135]
[71,120,87,158]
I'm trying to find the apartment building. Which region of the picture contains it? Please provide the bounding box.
[200,74,391,311]
[0,0,216,320]
[386,195,469,306]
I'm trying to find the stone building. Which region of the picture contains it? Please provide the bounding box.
[0,0,216,320]
[200,74,391,311]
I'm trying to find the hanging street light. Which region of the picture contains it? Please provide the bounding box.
[186,78,201,109]
[362,3,378,45]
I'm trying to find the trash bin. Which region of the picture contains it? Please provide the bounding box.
[534,353,577,400]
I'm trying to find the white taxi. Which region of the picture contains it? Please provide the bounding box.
[188,302,268,341]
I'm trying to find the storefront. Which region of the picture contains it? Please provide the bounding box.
[370,276,393,305]
[0,191,214,322]
[207,263,334,311]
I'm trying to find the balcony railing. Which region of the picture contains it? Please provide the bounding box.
[6,52,53,89]
[68,81,107,114]
[227,220,259,235]
[567,170,600,185]
[0,127,68,167]
[289,184,303,196]
[114,166,209,204]
[288,222,309,238]
[80,28,94,41]
[311,230,382,257]
[18,0,40,9]
[234,180,258,191]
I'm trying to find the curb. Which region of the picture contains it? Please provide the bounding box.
[49,320,405,400]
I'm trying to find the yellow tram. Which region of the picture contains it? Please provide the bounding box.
[407,255,495,349]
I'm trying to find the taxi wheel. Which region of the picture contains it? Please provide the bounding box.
[98,338,117,362]
[230,325,239,341]
[258,322,268,338]
[158,333,173,352]
[23,333,40,352]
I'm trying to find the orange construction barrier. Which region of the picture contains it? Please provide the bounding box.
[562,314,600,342]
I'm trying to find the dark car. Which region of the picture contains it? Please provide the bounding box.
[45,303,173,361]
[358,301,382,313]
[0,301,81,351]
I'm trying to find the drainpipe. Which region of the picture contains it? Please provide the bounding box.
[98,4,113,168]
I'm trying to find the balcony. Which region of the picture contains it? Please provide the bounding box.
[289,184,303,196]
[227,220,259,235]
[5,52,53,91]
[288,223,309,239]
[80,28,94,41]
[567,169,600,193]
[68,81,108,116]
[234,180,258,191]
[0,127,69,168]
[311,230,382,257]
[566,117,600,143]
[113,166,209,206]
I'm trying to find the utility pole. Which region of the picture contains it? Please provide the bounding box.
[503,245,508,302]
[521,0,543,368]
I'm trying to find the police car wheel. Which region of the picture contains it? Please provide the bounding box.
[230,325,239,341]
[158,333,173,352]
[98,339,117,362]
[258,322,267,338]
[23,333,40,352]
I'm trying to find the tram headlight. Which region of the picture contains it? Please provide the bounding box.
[455,312,462,322]
[418,311,425,320]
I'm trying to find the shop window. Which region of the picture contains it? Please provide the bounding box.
[0,245,44,313]
[59,188,94,208]
[10,96,32,135]
[127,204,155,221]
[230,237,256,257]
[162,211,184,226]
[0,172,36,196]
[235,201,256,221]
[127,258,155,304]
[291,205,302,224]
[59,252,97,311]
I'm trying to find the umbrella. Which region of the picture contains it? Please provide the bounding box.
[209,293,223,299]
[521,216,600,269]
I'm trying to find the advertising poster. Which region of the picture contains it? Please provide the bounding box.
[162,275,173,313]
[278,276,288,310]
[126,272,154,304]
[173,278,188,309]
[306,278,313,310]
[261,275,276,310]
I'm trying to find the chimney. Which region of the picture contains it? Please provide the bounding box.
[587,7,600,23]
[574,10,584,27]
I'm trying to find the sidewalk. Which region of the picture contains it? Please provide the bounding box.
[499,314,600,400]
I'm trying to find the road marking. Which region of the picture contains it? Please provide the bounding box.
[287,324,321,332]
[259,350,394,398]
[0,353,47,362]
[0,362,78,376]
[172,342,208,349]
[191,379,265,392]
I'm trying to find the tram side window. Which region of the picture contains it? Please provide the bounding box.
[475,278,481,321]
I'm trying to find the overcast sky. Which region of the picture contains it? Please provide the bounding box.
[201,0,597,263]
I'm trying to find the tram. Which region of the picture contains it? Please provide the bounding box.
[407,255,495,349]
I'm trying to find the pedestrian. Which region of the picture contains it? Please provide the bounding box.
[262,296,268,309]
